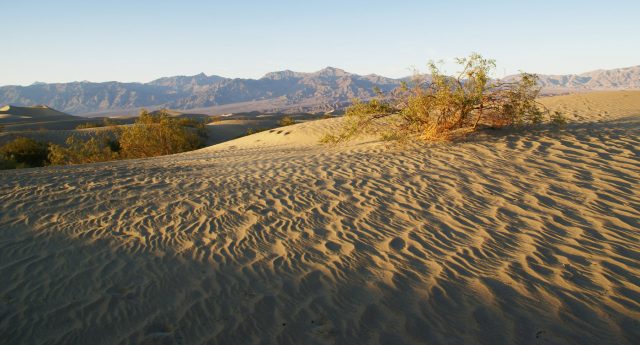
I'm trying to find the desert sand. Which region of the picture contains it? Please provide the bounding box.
[0,91,639,344]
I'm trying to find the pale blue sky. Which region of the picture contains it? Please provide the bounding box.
[1,0,638,85]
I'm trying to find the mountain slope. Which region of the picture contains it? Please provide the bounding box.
[0,67,400,115]
[1,65,638,115]
[507,65,640,90]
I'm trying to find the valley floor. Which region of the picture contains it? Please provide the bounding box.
[0,92,639,344]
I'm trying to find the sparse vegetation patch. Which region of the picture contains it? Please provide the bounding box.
[1,109,208,169]
[323,53,565,143]
[0,137,49,168]
[278,116,296,126]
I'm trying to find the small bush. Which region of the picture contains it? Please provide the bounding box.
[246,127,268,136]
[2,110,210,168]
[76,122,100,129]
[322,98,395,143]
[279,116,296,127]
[325,53,565,143]
[118,110,206,158]
[208,115,223,123]
[76,117,121,129]
[48,134,119,165]
[49,109,208,165]
[76,122,104,129]
[0,157,18,169]
[0,137,49,168]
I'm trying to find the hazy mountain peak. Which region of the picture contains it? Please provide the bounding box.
[148,73,227,89]
[504,65,640,90]
[261,70,301,80]
[314,66,349,77]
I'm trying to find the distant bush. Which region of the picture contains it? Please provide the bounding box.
[245,127,268,136]
[279,116,296,126]
[76,117,121,129]
[118,110,207,158]
[0,136,49,168]
[323,53,565,143]
[75,123,98,129]
[1,110,210,169]
[0,157,18,169]
[208,115,223,123]
[48,134,120,165]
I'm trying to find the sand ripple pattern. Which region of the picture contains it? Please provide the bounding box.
[1,115,639,344]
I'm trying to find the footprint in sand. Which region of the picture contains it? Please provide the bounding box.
[389,237,405,251]
[325,241,341,252]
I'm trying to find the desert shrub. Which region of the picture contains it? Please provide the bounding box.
[0,137,49,168]
[48,134,120,165]
[279,116,296,126]
[245,127,268,135]
[324,53,564,143]
[76,122,101,129]
[208,115,223,123]
[118,110,206,158]
[321,98,395,143]
[0,157,18,169]
[50,110,207,165]
[173,117,206,129]
[103,118,121,126]
[76,117,121,129]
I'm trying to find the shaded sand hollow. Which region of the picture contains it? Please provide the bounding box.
[1,91,639,344]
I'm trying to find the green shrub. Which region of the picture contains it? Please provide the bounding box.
[0,137,49,168]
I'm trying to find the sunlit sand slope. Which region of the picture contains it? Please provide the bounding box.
[0,91,639,344]
[539,90,640,121]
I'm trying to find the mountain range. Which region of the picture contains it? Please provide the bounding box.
[0,65,638,115]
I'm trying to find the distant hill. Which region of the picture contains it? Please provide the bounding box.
[0,65,638,115]
[0,67,400,115]
[506,65,640,92]
[0,105,77,123]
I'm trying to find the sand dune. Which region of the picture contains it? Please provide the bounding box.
[539,90,640,121]
[0,105,78,125]
[0,91,639,344]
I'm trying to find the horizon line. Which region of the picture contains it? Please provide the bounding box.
[2,63,639,88]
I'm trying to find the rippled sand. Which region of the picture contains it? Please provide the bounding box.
[1,91,639,344]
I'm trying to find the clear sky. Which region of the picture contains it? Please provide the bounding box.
[1,0,638,86]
